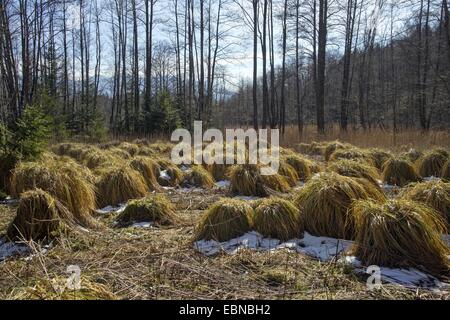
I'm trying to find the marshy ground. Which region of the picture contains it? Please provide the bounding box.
[0,186,448,300]
[0,140,449,300]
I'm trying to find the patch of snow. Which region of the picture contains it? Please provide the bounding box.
[0,238,30,261]
[424,176,441,182]
[130,221,154,228]
[0,197,19,205]
[159,170,171,181]
[233,196,261,201]
[180,165,191,172]
[216,180,231,188]
[194,231,348,261]
[180,187,204,193]
[96,203,127,214]
[344,256,448,289]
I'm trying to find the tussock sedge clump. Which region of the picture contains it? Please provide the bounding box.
[194,198,253,242]
[129,157,160,191]
[7,189,74,241]
[367,148,394,170]
[107,147,132,160]
[229,164,291,197]
[116,195,177,227]
[137,146,157,157]
[278,161,300,187]
[96,165,148,208]
[417,150,449,178]
[184,165,215,189]
[253,197,303,241]
[117,142,139,157]
[10,158,99,229]
[352,199,449,276]
[82,149,116,169]
[294,172,385,240]
[402,180,450,226]
[382,157,421,187]
[442,160,450,181]
[329,148,374,165]
[401,148,424,163]
[283,154,313,181]
[327,159,381,188]
[157,159,184,187]
[206,163,229,181]
[297,142,327,156]
[324,141,351,162]
[149,142,174,154]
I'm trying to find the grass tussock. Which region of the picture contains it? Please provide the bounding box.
[382,157,421,187]
[194,198,253,242]
[185,166,215,189]
[352,199,449,276]
[401,149,424,163]
[327,159,380,188]
[417,150,449,178]
[294,172,385,240]
[157,159,184,187]
[402,180,450,225]
[116,195,177,227]
[297,142,327,156]
[129,157,160,191]
[117,142,140,157]
[10,158,99,229]
[107,147,132,160]
[278,161,300,187]
[207,163,229,181]
[7,189,74,241]
[324,141,351,162]
[229,164,291,197]
[283,154,313,181]
[329,148,374,166]
[367,148,394,170]
[442,160,450,181]
[96,165,148,207]
[253,197,303,241]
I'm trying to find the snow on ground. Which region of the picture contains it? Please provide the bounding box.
[130,222,154,229]
[194,232,450,289]
[215,180,231,188]
[159,170,171,182]
[0,238,30,262]
[96,203,127,215]
[233,196,261,201]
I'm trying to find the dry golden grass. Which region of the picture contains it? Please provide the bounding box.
[294,172,385,240]
[129,157,160,191]
[382,157,421,187]
[194,198,253,242]
[327,159,381,188]
[157,159,185,187]
[7,189,74,241]
[402,180,450,226]
[96,165,148,207]
[184,166,215,189]
[10,158,99,229]
[253,197,303,241]
[417,150,449,178]
[329,148,374,166]
[278,161,300,187]
[352,199,449,276]
[324,141,351,162]
[229,164,291,197]
[367,148,394,170]
[281,125,450,151]
[116,195,178,227]
[283,154,313,181]
[442,160,450,181]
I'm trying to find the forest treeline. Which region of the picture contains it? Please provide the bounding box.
[0,0,450,143]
